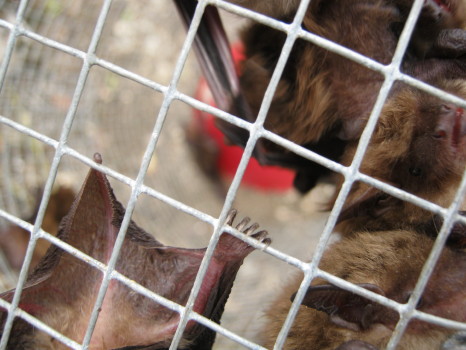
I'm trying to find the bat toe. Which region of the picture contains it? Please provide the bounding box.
[225,209,238,226]
[235,216,251,231]
[252,230,271,245]
[243,223,260,235]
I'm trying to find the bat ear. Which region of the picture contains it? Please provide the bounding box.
[291,283,393,331]
[336,185,398,224]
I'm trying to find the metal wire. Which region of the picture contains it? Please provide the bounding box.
[0,0,465,349]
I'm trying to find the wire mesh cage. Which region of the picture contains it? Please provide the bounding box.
[0,0,465,349]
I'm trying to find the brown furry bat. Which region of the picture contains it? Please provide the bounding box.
[175,0,466,192]
[261,230,466,349]
[0,186,75,270]
[0,154,270,349]
[222,0,466,192]
[336,77,466,237]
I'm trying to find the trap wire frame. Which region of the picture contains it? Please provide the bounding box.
[0,0,466,349]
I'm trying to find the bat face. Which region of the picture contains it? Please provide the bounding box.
[337,79,466,233]
[262,230,466,350]
[0,154,270,349]
[371,81,466,189]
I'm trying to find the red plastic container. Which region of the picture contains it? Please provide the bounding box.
[190,43,295,192]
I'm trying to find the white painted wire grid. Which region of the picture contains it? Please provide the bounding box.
[0,0,465,349]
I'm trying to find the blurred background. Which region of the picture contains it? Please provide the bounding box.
[0,1,332,348]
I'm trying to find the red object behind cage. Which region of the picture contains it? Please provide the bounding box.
[191,43,295,191]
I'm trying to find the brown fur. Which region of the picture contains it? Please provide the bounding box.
[217,0,466,192]
[240,1,393,145]
[242,0,466,145]
[336,79,466,235]
[261,230,466,349]
[239,0,466,145]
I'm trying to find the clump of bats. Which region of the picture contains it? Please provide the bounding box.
[174,0,466,349]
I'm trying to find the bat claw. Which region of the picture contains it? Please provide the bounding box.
[235,217,251,231]
[252,230,271,244]
[244,223,260,236]
[93,152,103,164]
[225,209,238,226]
[224,209,271,247]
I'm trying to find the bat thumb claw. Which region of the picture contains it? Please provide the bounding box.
[93,152,103,164]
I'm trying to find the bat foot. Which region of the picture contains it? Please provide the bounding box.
[219,209,271,256]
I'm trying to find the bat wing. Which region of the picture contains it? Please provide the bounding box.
[82,157,271,349]
[174,0,252,120]
[336,184,399,225]
[0,154,271,349]
[124,210,270,349]
[292,283,397,331]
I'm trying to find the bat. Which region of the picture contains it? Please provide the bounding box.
[176,0,466,193]
[335,77,466,238]
[0,153,270,349]
[260,229,466,349]
[0,186,75,270]
[232,0,466,192]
